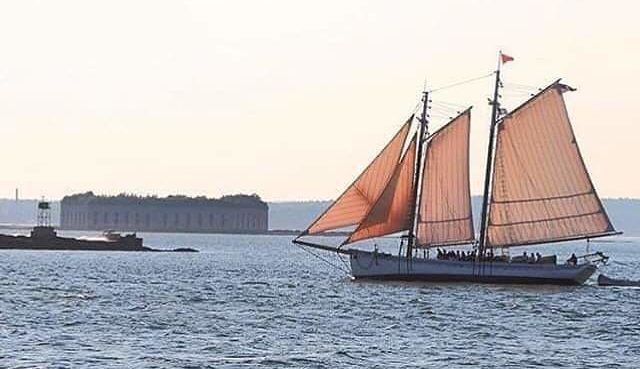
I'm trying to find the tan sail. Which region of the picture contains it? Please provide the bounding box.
[345,134,417,244]
[303,117,413,235]
[416,110,475,247]
[486,84,616,248]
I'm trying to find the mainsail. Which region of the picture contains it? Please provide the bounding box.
[416,110,475,247]
[301,117,413,235]
[344,134,417,244]
[486,83,616,248]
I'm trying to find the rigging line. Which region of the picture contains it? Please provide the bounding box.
[431,102,461,109]
[431,110,463,117]
[337,252,351,271]
[429,113,457,120]
[294,242,351,276]
[503,82,542,90]
[503,86,539,93]
[433,99,467,106]
[428,72,495,93]
[430,105,461,114]
[408,101,422,118]
[501,90,536,97]
[430,110,459,118]
[431,102,468,112]
[502,87,537,93]
[430,104,459,111]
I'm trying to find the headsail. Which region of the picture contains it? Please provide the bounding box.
[300,117,413,236]
[344,133,417,244]
[486,83,616,248]
[416,109,475,247]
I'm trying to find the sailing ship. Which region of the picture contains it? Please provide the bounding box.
[293,55,620,285]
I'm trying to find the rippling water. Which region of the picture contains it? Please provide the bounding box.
[1,231,639,368]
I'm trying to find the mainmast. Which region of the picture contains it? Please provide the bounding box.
[478,55,502,256]
[406,89,429,258]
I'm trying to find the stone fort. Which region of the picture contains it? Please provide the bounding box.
[60,192,268,234]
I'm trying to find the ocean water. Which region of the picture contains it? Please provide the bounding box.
[1,231,639,368]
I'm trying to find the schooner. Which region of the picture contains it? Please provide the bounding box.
[293,54,619,285]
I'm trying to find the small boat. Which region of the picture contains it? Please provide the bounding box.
[102,230,132,242]
[293,53,620,285]
[598,274,640,287]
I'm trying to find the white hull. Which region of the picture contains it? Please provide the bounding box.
[349,250,596,285]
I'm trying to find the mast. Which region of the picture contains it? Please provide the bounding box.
[478,55,502,256]
[406,90,429,258]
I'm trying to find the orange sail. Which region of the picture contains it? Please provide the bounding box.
[302,117,412,235]
[345,134,417,244]
[486,84,616,248]
[416,110,475,247]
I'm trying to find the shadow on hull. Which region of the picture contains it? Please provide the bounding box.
[353,274,586,285]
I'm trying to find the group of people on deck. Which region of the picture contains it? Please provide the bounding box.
[435,248,557,264]
[435,249,506,262]
[436,248,478,261]
[513,251,546,264]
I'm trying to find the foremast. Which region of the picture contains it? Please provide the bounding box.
[406,89,430,258]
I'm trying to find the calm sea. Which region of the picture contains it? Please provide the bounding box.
[1,231,639,368]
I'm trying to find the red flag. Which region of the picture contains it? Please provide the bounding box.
[500,52,514,64]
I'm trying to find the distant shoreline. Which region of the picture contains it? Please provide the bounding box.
[0,196,637,236]
[0,224,348,237]
[0,224,634,241]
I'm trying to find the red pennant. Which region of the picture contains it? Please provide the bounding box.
[501,53,514,64]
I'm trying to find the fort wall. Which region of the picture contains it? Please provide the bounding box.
[60,192,268,234]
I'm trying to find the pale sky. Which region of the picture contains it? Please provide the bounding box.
[0,0,638,201]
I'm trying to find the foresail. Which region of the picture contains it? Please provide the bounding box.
[344,134,417,244]
[416,110,475,247]
[302,117,413,235]
[486,84,616,248]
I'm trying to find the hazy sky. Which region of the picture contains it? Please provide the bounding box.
[0,0,638,201]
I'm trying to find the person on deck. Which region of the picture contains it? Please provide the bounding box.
[567,253,578,266]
